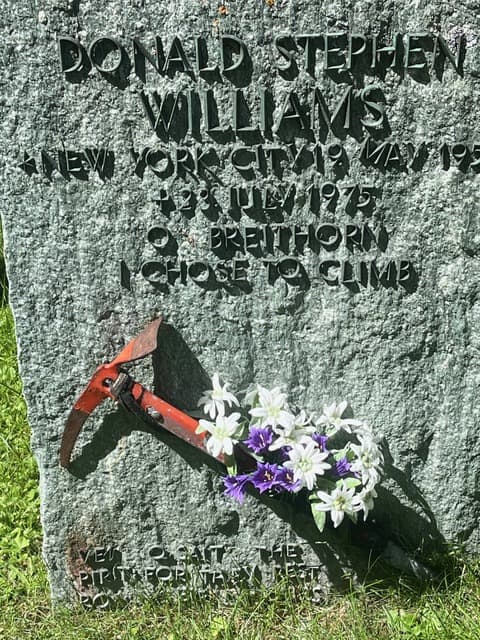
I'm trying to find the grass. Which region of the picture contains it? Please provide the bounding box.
[1,230,480,638]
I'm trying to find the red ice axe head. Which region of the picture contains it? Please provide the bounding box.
[60,318,165,467]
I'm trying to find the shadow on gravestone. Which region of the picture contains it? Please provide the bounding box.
[374,445,446,553]
[0,257,7,305]
[152,322,211,410]
[67,320,446,589]
[0,223,8,305]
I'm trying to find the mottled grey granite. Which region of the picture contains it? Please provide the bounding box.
[1,0,480,605]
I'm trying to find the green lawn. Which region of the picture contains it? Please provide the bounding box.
[1,236,480,638]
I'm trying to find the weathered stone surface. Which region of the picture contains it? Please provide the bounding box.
[2,0,480,604]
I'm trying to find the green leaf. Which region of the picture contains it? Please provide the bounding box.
[310,504,327,532]
[224,453,237,476]
[338,477,361,489]
[348,511,358,524]
[315,478,336,491]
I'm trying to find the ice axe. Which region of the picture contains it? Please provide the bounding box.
[60,317,251,469]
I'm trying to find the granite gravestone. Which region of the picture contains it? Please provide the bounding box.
[2,0,480,606]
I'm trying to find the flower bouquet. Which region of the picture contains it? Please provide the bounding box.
[196,375,384,533]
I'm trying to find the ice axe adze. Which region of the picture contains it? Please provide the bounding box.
[60,318,253,470]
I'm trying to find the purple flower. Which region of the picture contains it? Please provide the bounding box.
[223,474,251,504]
[277,446,292,463]
[275,466,302,493]
[250,462,285,493]
[244,425,273,454]
[333,457,351,478]
[312,433,329,451]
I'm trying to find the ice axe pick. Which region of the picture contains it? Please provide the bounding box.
[60,318,215,468]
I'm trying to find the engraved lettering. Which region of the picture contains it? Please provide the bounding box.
[359,86,385,129]
[221,35,249,76]
[195,36,219,77]
[274,35,298,72]
[319,260,340,285]
[347,34,368,70]
[296,34,323,75]
[133,37,164,81]
[274,92,309,134]
[58,36,87,74]
[372,33,401,70]
[163,36,193,75]
[324,33,346,70]
[88,37,124,74]
[139,90,188,139]
[405,33,429,70]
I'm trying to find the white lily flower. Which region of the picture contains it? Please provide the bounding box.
[313,482,361,528]
[349,435,383,491]
[283,441,331,490]
[242,385,259,407]
[268,410,316,451]
[315,401,364,435]
[354,421,374,438]
[353,487,378,521]
[291,409,316,432]
[196,410,242,458]
[249,385,293,431]
[198,373,239,419]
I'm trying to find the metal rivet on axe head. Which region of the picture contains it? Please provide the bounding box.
[147,407,163,421]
